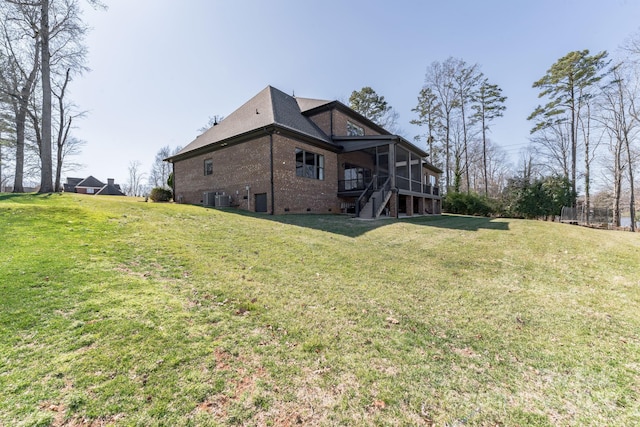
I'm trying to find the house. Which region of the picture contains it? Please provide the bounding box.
[166,86,441,218]
[73,176,105,194]
[63,177,84,193]
[64,176,125,196]
[96,179,126,196]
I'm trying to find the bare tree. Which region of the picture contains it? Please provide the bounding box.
[530,121,571,178]
[125,160,145,197]
[149,145,181,189]
[0,109,14,190]
[422,58,460,192]
[198,115,224,134]
[599,64,638,229]
[52,67,85,191]
[5,0,99,193]
[0,1,40,193]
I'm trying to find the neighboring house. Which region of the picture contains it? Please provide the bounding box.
[166,86,441,218]
[63,177,83,193]
[96,179,126,196]
[64,176,125,196]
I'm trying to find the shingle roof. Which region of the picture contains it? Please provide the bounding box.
[173,86,332,159]
[76,176,104,188]
[295,97,333,112]
[96,183,125,196]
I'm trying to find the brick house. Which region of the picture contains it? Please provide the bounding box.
[64,176,125,196]
[166,86,441,218]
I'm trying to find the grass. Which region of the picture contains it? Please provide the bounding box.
[0,193,639,426]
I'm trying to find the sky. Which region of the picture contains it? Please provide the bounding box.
[66,0,640,188]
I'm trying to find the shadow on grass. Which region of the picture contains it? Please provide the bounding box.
[0,192,59,203]
[214,208,509,238]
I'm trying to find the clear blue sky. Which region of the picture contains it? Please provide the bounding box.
[70,0,640,187]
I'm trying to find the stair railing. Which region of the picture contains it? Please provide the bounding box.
[355,178,375,217]
[373,176,392,218]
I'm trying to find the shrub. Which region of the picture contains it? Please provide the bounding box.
[443,191,494,216]
[149,187,172,202]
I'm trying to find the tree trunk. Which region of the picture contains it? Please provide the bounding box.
[54,68,71,192]
[461,106,469,193]
[570,85,577,206]
[482,114,488,196]
[445,112,451,192]
[624,132,636,232]
[39,0,54,193]
[583,109,591,225]
[613,137,622,227]
[12,109,26,193]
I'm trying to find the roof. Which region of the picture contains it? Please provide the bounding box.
[76,176,104,188]
[295,97,333,112]
[172,86,332,160]
[96,183,125,196]
[66,177,83,185]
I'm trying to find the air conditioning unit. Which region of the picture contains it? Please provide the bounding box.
[203,192,217,207]
[215,194,231,207]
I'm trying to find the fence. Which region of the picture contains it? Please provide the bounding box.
[560,204,627,229]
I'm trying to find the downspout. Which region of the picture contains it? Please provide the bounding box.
[269,131,275,215]
[171,161,175,201]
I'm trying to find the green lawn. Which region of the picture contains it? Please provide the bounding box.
[1,193,639,426]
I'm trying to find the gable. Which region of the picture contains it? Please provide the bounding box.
[76,175,104,188]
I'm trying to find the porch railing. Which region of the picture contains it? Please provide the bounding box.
[338,178,367,192]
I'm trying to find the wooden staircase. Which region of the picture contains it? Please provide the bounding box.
[356,177,391,219]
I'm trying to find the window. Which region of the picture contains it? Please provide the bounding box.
[347,121,364,136]
[204,159,213,175]
[295,148,324,180]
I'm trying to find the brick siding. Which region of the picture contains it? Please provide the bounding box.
[173,132,339,214]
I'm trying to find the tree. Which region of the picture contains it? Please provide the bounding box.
[503,174,574,220]
[472,78,507,196]
[0,108,14,190]
[411,87,442,161]
[0,1,41,193]
[421,58,461,191]
[5,0,99,193]
[198,115,224,133]
[125,160,145,197]
[528,50,609,205]
[529,121,571,178]
[452,61,482,193]
[149,145,181,189]
[349,86,399,132]
[52,67,86,191]
[599,63,637,229]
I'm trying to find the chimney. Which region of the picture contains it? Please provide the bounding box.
[107,178,114,186]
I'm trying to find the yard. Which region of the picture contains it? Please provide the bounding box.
[1,193,639,426]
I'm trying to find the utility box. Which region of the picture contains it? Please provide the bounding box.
[203,192,217,206]
[215,194,231,207]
